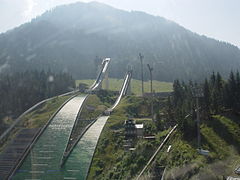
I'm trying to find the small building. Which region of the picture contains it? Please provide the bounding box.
[124,119,144,138]
[124,119,136,138]
[144,136,156,141]
[135,124,144,137]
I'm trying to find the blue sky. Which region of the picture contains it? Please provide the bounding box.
[0,0,239,47]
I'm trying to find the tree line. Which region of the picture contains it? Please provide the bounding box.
[0,70,75,133]
[168,71,240,138]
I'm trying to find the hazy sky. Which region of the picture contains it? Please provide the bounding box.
[0,0,239,47]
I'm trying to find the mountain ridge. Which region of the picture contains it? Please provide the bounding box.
[0,1,239,81]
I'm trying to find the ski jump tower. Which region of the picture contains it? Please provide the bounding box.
[90,58,111,92]
[126,66,132,95]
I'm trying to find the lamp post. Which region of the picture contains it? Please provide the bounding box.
[147,64,153,94]
[192,86,203,150]
[147,64,153,120]
[139,53,144,96]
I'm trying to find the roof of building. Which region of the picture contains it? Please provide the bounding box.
[135,124,143,129]
[125,119,135,124]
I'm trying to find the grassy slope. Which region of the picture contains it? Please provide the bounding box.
[78,94,107,120]
[19,95,72,128]
[76,78,173,95]
[151,114,240,179]
[88,96,170,179]
[87,97,129,179]
[88,95,240,179]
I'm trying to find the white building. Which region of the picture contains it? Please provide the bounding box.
[135,124,144,137]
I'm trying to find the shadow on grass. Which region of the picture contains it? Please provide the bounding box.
[204,115,240,153]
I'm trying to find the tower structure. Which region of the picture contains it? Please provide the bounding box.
[139,53,144,96]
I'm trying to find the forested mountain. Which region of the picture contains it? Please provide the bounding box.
[0,1,240,81]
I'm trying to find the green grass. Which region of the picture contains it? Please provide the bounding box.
[78,94,106,120]
[213,115,240,146]
[88,94,240,179]
[87,98,127,179]
[20,95,72,128]
[88,96,169,179]
[76,78,173,95]
[153,114,240,179]
[201,124,229,159]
